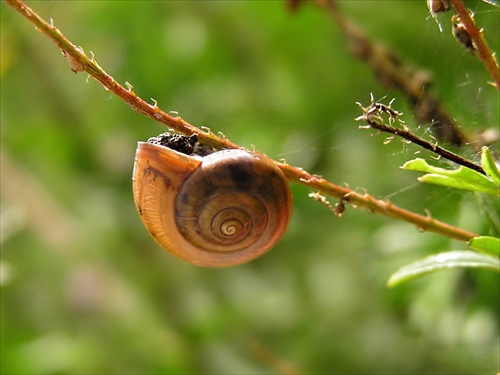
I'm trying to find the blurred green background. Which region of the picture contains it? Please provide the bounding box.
[1,1,499,374]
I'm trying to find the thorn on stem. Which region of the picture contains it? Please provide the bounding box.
[312,173,324,180]
[384,136,395,145]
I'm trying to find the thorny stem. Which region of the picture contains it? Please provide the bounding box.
[3,0,238,152]
[4,0,480,243]
[355,102,486,175]
[311,0,485,147]
[449,0,500,89]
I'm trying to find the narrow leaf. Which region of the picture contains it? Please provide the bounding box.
[481,146,500,185]
[417,174,498,195]
[387,250,500,287]
[469,236,500,256]
[401,158,499,196]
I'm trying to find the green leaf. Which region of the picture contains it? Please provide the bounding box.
[481,146,500,185]
[469,236,500,256]
[401,158,499,196]
[387,250,500,287]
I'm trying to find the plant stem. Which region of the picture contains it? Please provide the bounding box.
[4,0,480,243]
[356,105,486,175]
[312,0,470,146]
[449,0,500,89]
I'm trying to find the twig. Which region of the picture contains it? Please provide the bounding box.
[2,0,238,152]
[311,0,470,146]
[281,167,478,242]
[356,98,486,175]
[449,0,500,89]
[4,0,480,243]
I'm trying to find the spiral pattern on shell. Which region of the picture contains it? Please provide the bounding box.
[133,143,292,267]
[175,150,290,258]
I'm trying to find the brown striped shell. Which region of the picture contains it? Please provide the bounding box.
[132,142,292,267]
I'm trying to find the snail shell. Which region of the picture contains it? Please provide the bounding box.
[132,141,292,267]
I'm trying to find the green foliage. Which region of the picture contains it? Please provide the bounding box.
[481,146,500,184]
[469,235,500,256]
[401,154,499,196]
[388,250,500,287]
[393,147,500,286]
[1,1,499,374]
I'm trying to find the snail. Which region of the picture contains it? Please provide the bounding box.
[132,133,292,267]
